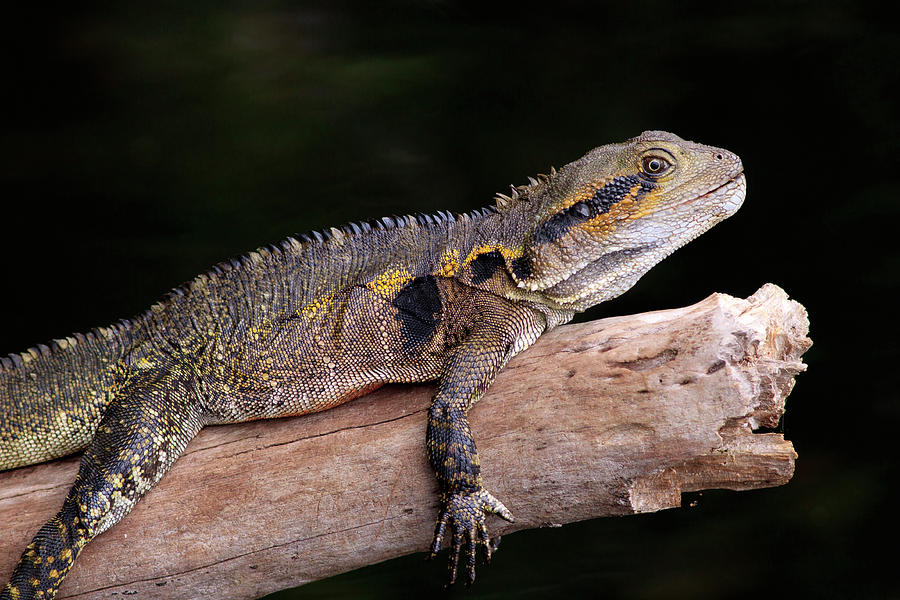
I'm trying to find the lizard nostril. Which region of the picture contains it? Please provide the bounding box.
[715,154,724,160]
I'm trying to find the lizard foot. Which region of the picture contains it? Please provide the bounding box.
[428,488,513,586]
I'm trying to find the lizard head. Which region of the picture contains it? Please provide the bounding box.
[512,131,746,310]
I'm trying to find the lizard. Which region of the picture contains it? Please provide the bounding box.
[0,131,745,599]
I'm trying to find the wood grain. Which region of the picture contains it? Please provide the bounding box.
[0,283,810,599]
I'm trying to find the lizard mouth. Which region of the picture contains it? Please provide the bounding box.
[700,172,746,201]
[666,172,746,212]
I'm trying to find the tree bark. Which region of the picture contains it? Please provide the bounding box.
[0,283,810,600]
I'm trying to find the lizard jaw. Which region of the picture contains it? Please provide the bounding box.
[664,172,747,215]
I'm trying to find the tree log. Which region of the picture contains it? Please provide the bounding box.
[0,283,810,599]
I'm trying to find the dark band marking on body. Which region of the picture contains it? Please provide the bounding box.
[534,175,654,245]
[470,251,506,285]
[510,255,532,280]
[393,275,443,350]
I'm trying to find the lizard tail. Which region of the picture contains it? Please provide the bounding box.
[0,322,132,471]
[1,497,88,600]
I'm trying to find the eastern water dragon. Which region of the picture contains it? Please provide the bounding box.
[1,131,746,598]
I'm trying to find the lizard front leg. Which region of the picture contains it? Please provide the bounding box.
[1,367,204,600]
[426,302,546,586]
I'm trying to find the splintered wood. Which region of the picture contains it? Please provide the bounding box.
[0,283,810,600]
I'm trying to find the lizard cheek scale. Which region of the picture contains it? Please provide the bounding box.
[1,131,745,597]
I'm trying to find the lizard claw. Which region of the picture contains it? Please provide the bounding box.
[429,488,513,586]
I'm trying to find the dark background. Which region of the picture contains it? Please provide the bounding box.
[1,2,896,598]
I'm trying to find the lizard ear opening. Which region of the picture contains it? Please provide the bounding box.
[516,174,656,292]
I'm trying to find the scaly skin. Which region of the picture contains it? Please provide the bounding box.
[1,131,745,598]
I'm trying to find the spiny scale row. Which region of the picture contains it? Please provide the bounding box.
[0,206,504,375]
[494,170,554,208]
[0,321,133,373]
[0,169,563,376]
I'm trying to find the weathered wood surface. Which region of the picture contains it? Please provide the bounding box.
[0,283,810,599]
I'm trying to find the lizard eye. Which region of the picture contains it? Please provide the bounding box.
[641,156,671,177]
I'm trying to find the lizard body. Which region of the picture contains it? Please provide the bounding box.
[0,131,745,598]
